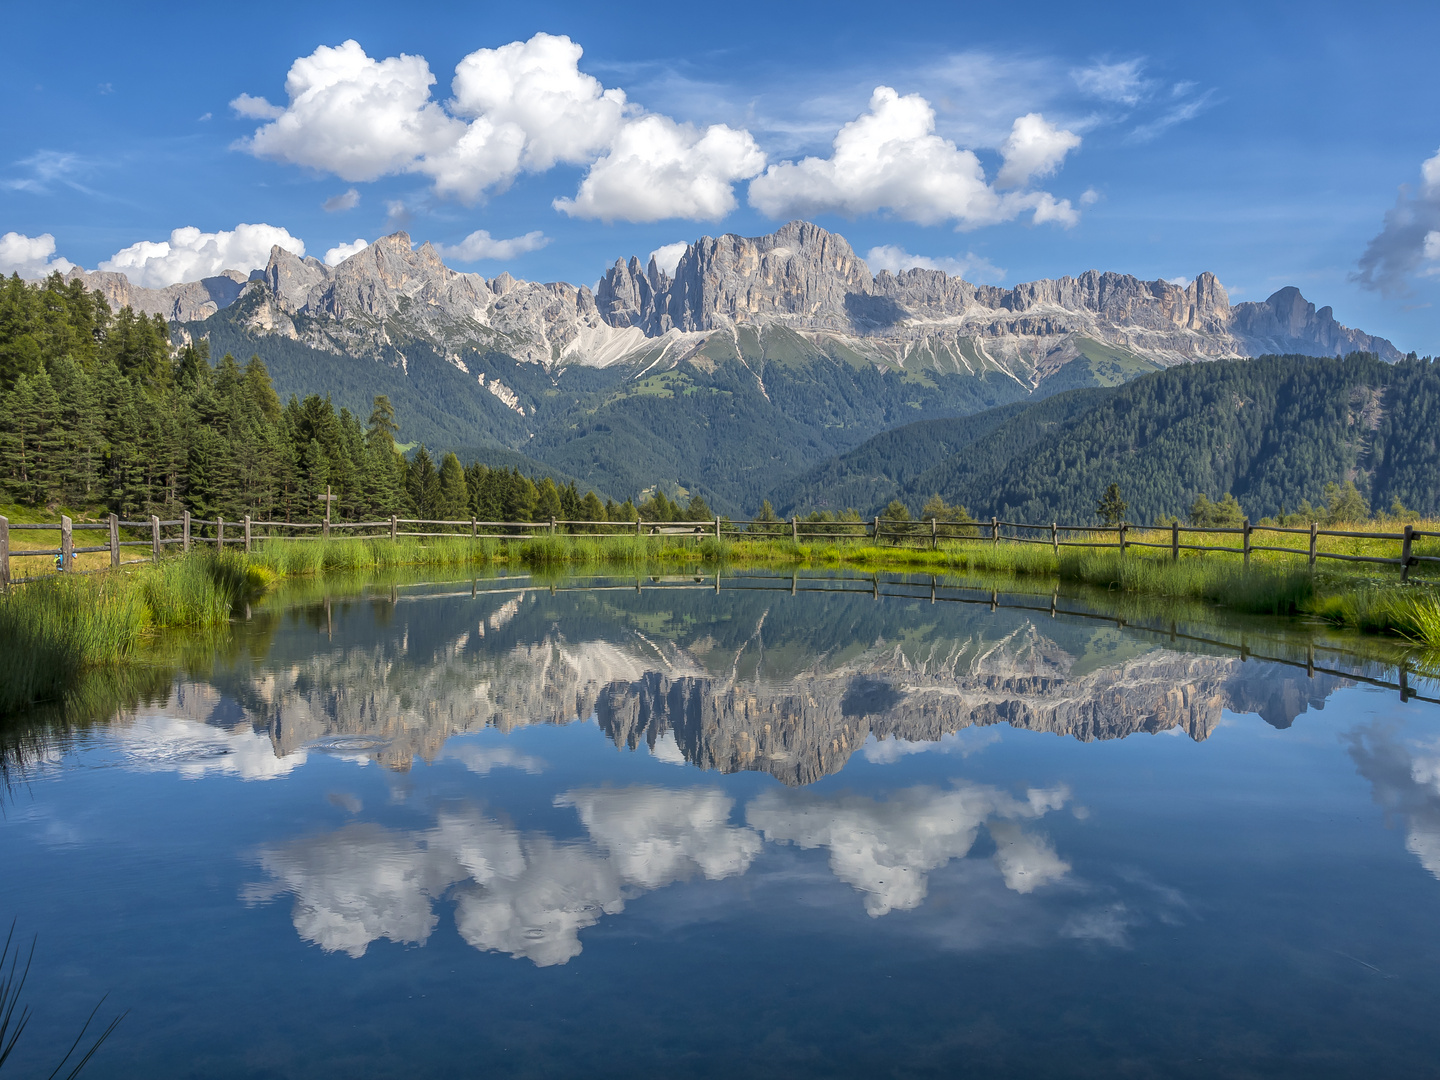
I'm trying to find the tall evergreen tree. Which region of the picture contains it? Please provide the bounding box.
[437,452,469,519]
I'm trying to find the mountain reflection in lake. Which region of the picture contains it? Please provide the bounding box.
[3,571,1440,1078]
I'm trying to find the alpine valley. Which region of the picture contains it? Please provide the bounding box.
[65,220,1406,514]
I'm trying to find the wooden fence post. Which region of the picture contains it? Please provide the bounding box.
[151,515,161,561]
[636,517,643,538]
[217,516,225,552]
[390,515,398,541]
[932,517,938,550]
[791,516,798,542]
[61,515,73,572]
[1052,522,1058,555]
[1401,524,1414,583]
[1242,518,1251,568]
[1171,520,1179,562]
[471,517,477,539]
[1309,522,1317,569]
[715,516,721,540]
[109,513,119,567]
[550,517,557,536]
[1118,522,1127,557]
[872,516,879,542]
[244,515,252,553]
[183,510,191,552]
[0,515,8,589]
[991,517,999,547]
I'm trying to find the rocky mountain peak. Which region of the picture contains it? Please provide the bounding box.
[598,220,874,334]
[59,220,1400,373]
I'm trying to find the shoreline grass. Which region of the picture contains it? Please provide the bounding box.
[2,532,1437,716]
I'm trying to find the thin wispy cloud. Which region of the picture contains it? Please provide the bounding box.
[3,150,97,195]
[1128,88,1219,142]
[1072,59,1151,106]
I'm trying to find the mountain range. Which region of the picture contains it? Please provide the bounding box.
[63,221,1407,513]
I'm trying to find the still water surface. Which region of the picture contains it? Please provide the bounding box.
[3,571,1440,1078]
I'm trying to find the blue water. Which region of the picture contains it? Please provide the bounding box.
[3,573,1439,1078]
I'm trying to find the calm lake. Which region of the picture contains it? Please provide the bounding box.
[3,570,1439,1078]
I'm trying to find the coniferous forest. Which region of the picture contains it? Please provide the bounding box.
[5,270,1440,527]
[0,271,638,524]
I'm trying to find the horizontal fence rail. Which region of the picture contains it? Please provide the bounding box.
[0,506,1436,588]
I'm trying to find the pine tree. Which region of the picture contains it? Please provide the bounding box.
[405,447,438,518]
[48,355,101,503]
[438,452,469,520]
[0,374,40,500]
[581,491,606,526]
[1096,483,1128,526]
[560,481,582,520]
[536,477,563,522]
[1323,480,1370,525]
[503,472,539,522]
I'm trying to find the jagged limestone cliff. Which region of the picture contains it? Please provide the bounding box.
[68,221,1399,386]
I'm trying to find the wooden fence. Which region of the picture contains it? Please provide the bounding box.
[1,509,1437,588]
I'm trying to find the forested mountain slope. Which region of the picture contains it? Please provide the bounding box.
[777,354,1440,522]
[767,398,1038,515]
[191,296,1030,510]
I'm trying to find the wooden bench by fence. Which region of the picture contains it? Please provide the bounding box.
[1,509,1436,588]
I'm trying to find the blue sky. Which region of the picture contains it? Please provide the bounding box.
[4,0,1439,352]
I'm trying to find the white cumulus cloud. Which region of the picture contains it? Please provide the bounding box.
[747,87,1077,230]
[233,34,763,222]
[434,229,549,262]
[996,113,1081,189]
[323,238,368,266]
[648,241,689,277]
[230,92,284,120]
[863,245,1006,283]
[449,33,627,173]
[234,41,461,183]
[555,114,765,222]
[1356,147,1440,293]
[99,224,305,288]
[0,232,74,277]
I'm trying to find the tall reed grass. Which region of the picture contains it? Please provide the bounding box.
[0,553,255,715]
[1309,587,1440,646]
[0,574,150,713]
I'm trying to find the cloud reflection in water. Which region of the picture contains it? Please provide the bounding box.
[1348,723,1440,880]
[247,786,760,965]
[747,784,1071,915]
[246,782,1077,963]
